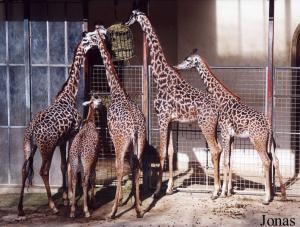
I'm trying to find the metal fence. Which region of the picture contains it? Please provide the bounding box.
[274,67,300,196]
[1,60,299,197]
[148,67,269,194]
[85,65,300,197]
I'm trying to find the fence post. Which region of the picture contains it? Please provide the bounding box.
[267,0,276,195]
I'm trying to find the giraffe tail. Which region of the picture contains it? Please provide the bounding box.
[23,133,35,189]
[26,156,34,188]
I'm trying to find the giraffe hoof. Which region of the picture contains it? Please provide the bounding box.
[136,212,143,218]
[70,212,75,218]
[107,213,116,220]
[211,194,219,200]
[18,210,25,217]
[153,190,162,199]
[166,190,173,195]
[52,207,59,214]
[219,193,227,198]
[281,196,287,202]
[84,211,91,218]
[262,200,270,205]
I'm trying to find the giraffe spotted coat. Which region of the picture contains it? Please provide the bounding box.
[125,10,222,198]
[68,96,101,218]
[83,28,146,218]
[175,53,287,204]
[18,38,96,216]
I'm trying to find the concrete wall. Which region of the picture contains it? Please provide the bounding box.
[88,0,178,65]
[177,0,300,67]
[85,0,300,67]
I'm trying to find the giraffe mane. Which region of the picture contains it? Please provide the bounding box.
[201,59,241,100]
[56,42,82,99]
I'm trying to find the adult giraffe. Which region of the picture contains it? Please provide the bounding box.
[83,27,146,218]
[18,35,96,216]
[175,52,286,204]
[125,10,223,199]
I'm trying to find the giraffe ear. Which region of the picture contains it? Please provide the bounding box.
[82,100,92,106]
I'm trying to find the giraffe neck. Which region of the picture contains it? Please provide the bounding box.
[138,15,177,87]
[56,43,84,104]
[97,35,126,99]
[84,105,95,124]
[195,62,240,104]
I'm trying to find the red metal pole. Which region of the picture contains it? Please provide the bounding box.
[267,0,274,125]
[142,0,150,192]
[267,0,275,195]
[142,2,149,139]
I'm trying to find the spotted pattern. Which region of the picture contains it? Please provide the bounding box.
[83,27,146,218]
[175,54,287,204]
[125,10,222,198]
[68,96,101,218]
[18,40,95,216]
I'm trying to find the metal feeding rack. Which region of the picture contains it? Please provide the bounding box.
[107,23,135,61]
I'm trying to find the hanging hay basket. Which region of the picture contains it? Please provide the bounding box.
[107,23,134,61]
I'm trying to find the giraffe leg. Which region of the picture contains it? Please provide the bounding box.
[270,139,287,200]
[40,156,58,214]
[67,162,72,205]
[70,172,77,218]
[82,171,91,218]
[117,178,123,206]
[132,134,145,217]
[166,129,175,195]
[220,135,231,198]
[154,124,169,198]
[89,167,96,208]
[18,144,37,216]
[109,141,127,219]
[202,128,222,199]
[227,139,234,196]
[60,143,68,206]
[252,138,271,205]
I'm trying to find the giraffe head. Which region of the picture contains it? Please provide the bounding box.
[124,10,146,26]
[82,95,102,110]
[81,25,107,53]
[174,49,202,70]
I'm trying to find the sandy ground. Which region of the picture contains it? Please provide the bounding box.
[0,187,299,227]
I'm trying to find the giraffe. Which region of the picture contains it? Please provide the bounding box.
[82,27,146,218]
[175,52,287,204]
[18,36,96,216]
[68,95,102,218]
[125,10,222,199]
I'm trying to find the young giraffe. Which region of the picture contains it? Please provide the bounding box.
[175,52,287,204]
[83,27,146,218]
[125,10,222,199]
[68,96,102,218]
[18,37,95,216]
